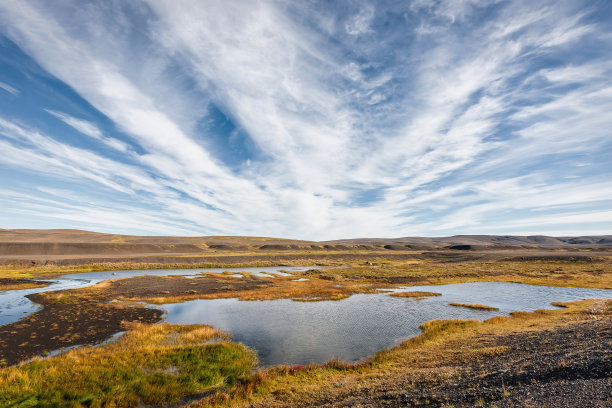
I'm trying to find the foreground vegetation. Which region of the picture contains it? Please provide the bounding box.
[0,324,256,407]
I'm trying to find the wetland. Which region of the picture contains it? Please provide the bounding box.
[1,236,611,407]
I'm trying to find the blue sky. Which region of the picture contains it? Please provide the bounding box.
[0,0,611,239]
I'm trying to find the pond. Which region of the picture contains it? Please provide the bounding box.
[154,281,612,367]
[0,266,312,326]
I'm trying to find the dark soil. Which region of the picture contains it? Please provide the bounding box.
[0,277,49,290]
[0,274,273,366]
[0,296,162,366]
[105,274,273,298]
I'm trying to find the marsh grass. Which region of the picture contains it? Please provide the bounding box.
[0,323,256,407]
[307,259,612,289]
[389,291,442,298]
[84,259,612,308]
[448,303,499,311]
[138,275,384,304]
[0,281,50,291]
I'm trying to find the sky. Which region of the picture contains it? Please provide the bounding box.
[0,0,611,240]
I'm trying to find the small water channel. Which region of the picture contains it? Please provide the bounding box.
[0,266,311,326]
[154,282,612,367]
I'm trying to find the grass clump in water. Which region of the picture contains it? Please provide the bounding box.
[449,302,499,311]
[0,323,256,407]
[389,291,442,298]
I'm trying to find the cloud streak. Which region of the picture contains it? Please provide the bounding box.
[0,0,610,238]
[0,82,19,96]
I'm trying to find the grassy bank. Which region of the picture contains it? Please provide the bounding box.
[304,258,612,289]
[0,323,256,407]
[0,278,50,291]
[0,261,314,280]
[2,255,611,291]
[137,258,612,304]
[189,298,611,407]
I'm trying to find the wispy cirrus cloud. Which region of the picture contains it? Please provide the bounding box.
[0,82,19,96]
[0,0,610,238]
[44,109,130,153]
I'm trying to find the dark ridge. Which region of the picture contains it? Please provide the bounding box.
[0,242,203,256]
[208,244,249,250]
[383,244,410,250]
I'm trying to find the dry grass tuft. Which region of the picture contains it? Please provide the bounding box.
[389,291,442,298]
[448,303,499,311]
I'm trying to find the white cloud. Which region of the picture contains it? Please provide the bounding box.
[345,5,375,35]
[0,0,610,238]
[44,109,130,152]
[0,82,19,96]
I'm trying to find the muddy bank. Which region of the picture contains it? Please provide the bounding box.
[0,274,274,366]
[0,277,49,291]
[0,295,162,366]
[105,274,274,299]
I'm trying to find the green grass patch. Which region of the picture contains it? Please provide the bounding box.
[0,324,256,407]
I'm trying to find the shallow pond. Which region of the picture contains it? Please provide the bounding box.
[155,282,612,367]
[0,266,312,326]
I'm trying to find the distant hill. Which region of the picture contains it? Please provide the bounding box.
[0,229,612,266]
[0,229,612,256]
[330,234,612,248]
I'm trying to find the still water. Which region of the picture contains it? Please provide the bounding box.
[0,266,311,326]
[155,281,612,367]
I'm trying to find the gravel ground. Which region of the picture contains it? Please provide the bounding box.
[297,315,612,407]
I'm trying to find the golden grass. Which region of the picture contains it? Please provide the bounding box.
[3,256,611,292]
[389,291,442,298]
[310,259,612,289]
[0,323,256,407]
[129,274,384,305]
[88,258,612,306]
[0,281,50,291]
[448,302,499,311]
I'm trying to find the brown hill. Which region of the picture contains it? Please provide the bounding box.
[0,229,609,267]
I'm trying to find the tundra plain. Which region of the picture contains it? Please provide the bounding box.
[0,229,611,407]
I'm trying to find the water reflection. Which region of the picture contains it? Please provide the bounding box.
[156,282,612,367]
[0,266,312,326]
